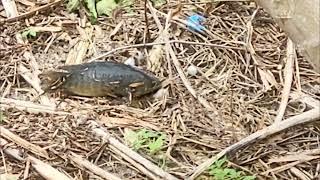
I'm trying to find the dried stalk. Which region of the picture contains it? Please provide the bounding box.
[28,155,72,180]
[68,152,122,180]
[0,98,68,115]
[274,38,295,123]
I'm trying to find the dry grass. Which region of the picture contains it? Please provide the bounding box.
[1,0,320,179]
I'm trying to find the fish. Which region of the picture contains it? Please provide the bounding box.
[38,61,162,98]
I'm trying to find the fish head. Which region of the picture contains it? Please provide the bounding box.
[38,69,70,92]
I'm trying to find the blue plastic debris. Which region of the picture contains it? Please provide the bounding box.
[186,13,206,33]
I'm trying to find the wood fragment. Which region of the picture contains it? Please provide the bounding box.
[98,116,160,131]
[268,154,320,163]
[66,26,92,65]
[68,152,121,180]
[29,26,62,32]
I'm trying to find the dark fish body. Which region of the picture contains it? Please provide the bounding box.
[39,61,162,98]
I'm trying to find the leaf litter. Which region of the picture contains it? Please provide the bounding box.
[0,0,320,179]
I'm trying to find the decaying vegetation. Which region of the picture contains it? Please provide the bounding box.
[1,0,319,179]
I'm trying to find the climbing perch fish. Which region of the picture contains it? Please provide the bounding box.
[38,61,162,98]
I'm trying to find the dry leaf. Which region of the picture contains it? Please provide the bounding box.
[148,44,164,73]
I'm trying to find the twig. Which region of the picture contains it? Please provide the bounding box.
[0,149,8,176]
[90,122,178,180]
[274,38,295,123]
[262,155,320,175]
[88,40,245,62]
[144,0,150,42]
[28,155,72,180]
[290,167,312,180]
[0,98,69,115]
[187,107,320,179]
[0,126,49,158]
[68,152,121,180]
[0,0,62,24]
[23,159,31,179]
[109,145,159,180]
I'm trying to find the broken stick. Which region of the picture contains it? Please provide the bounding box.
[68,152,122,180]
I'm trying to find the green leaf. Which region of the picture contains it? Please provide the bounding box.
[67,0,80,11]
[125,129,167,155]
[84,0,98,22]
[142,130,159,139]
[119,0,133,7]
[148,134,165,154]
[21,27,38,39]
[124,129,143,150]
[150,0,166,8]
[96,0,118,16]
[224,168,238,178]
[210,168,227,180]
[118,0,133,12]
[243,176,256,180]
[215,156,227,168]
[124,130,138,145]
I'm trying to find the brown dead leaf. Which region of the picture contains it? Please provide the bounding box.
[148,44,164,73]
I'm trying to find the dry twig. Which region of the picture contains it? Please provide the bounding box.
[0,0,63,24]
[28,155,72,180]
[68,152,122,180]
[274,38,295,123]
[0,98,68,115]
